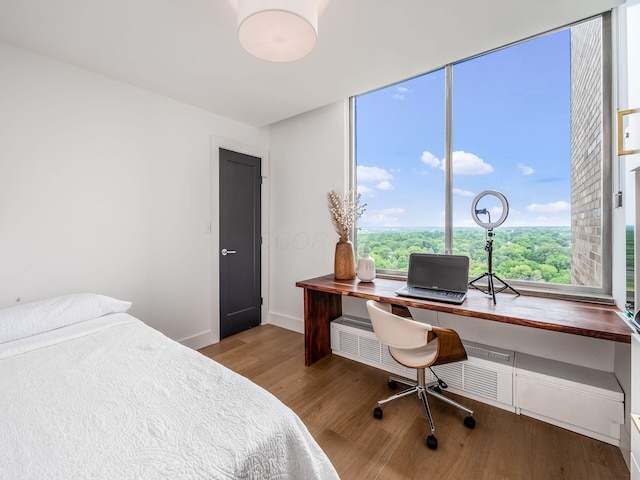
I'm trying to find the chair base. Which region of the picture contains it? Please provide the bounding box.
[374,369,475,449]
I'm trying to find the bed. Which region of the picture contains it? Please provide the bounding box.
[0,294,339,479]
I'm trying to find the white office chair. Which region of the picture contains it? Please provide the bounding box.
[366,300,475,450]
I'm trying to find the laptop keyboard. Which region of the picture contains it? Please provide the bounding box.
[405,286,465,302]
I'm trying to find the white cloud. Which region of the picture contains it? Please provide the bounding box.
[420,150,493,175]
[376,180,394,190]
[392,86,409,100]
[357,184,374,197]
[491,206,504,215]
[506,213,568,227]
[453,188,475,197]
[420,151,441,168]
[357,165,392,183]
[381,207,405,214]
[526,201,570,213]
[450,151,494,175]
[364,214,400,227]
[358,165,395,191]
[361,208,405,227]
[460,218,478,227]
[518,163,534,175]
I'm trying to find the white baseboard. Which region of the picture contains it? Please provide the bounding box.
[520,409,620,446]
[267,311,304,333]
[178,312,302,351]
[619,422,631,469]
[180,330,216,350]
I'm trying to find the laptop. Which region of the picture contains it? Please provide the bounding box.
[395,253,470,304]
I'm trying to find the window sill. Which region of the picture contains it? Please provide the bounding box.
[505,285,615,306]
[373,272,616,306]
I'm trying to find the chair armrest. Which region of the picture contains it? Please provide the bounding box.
[430,327,468,366]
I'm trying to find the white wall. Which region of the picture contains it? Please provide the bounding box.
[0,42,268,347]
[267,101,349,331]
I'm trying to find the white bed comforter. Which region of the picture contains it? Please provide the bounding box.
[0,314,339,479]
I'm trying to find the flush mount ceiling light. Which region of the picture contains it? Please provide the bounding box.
[237,0,318,62]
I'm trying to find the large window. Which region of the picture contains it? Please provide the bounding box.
[354,15,610,295]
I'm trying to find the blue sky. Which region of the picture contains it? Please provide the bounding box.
[355,29,571,228]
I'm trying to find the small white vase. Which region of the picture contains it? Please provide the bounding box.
[357,253,376,282]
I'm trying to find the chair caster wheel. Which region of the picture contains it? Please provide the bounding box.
[388,380,398,390]
[432,386,442,394]
[438,379,448,389]
[373,407,383,419]
[464,416,476,429]
[426,435,438,450]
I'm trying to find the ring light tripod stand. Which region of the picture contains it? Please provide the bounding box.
[468,190,520,305]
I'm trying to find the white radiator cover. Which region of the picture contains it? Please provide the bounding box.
[330,315,515,411]
[515,352,624,445]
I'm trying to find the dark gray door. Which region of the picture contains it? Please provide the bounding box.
[219,148,261,338]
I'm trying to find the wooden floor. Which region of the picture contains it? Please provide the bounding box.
[199,325,629,480]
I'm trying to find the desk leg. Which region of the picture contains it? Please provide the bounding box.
[304,289,342,366]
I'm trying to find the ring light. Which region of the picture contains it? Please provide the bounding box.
[468,189,519,304]
[471,190,509,229]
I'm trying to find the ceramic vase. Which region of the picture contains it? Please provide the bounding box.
[334,240,356,280]
[357,253,376,282]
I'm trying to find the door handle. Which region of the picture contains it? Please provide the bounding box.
[221,248,237,256]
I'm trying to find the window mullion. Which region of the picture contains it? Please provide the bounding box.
[444,64,454,254]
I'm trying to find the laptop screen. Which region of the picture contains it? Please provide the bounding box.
[406,253,470,293]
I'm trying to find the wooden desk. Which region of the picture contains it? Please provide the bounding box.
[296,274,633,366]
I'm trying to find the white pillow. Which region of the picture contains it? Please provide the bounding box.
[0,293,132,344]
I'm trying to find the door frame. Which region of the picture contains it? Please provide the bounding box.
[210,136,270,344]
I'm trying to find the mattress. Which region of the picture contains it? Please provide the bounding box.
[0,307,338,479]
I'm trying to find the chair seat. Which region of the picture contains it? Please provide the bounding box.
[389,339,438,368]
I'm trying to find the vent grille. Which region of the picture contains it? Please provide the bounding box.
[360,337,381,363]
[464,364,498,399]
[465,344,512,365]
[331,318,512,405]
[432,363,463,389]
[340,316,375,332]
[339,331,358,357]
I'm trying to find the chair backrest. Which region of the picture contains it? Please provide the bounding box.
[366,300,432,350]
